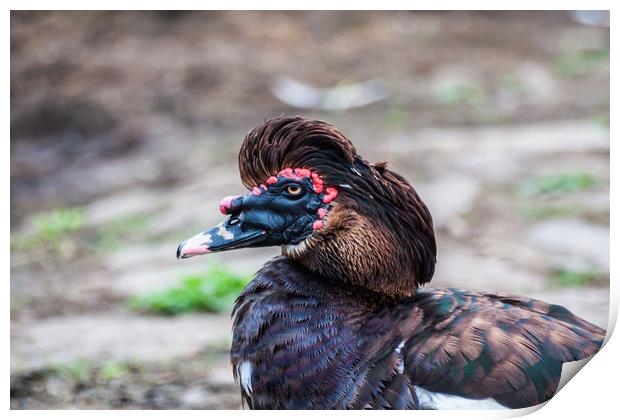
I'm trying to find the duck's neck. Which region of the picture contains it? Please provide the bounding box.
[282,205,431,299]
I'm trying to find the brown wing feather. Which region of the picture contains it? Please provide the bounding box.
[405,288,605,408]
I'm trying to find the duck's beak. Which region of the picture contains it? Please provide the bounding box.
[176,217,267,259]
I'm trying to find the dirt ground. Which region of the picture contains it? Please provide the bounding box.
[10,11,609,409]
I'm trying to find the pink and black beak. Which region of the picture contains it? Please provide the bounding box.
[176,195,268,259]
[177,172,335,260]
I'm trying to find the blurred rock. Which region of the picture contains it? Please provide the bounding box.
[179,386,214,409]
[522,218,609,271]
[418,175,480,229]
[394,121,609,155]
[83,188,165,227]
[451,151,522,184]
[271,77,389,110]
[11,314,232,372]
[112,267,184,296]
[433,251,547,294]
[570,11,609,28]
[208,365,236,388]
[108,244,273,297]
[106,242,178,273]
[517,62,557,104]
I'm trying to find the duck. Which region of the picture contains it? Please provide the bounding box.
[176,116,605,410]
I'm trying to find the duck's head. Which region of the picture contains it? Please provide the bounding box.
[177,116,436,298]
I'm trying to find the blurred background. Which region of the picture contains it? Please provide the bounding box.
[10,11,609,409]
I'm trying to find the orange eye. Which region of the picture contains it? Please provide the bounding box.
[286,185,302,196]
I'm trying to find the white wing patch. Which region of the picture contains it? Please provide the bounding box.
[415,387,509,410]
[239,361,253,395]
[395,340,406,374]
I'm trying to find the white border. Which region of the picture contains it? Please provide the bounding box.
[5,3,617,419]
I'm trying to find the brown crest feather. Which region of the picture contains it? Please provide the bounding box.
[238,116,436,297]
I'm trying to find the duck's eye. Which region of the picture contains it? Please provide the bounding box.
[284,184,304,198]
[286,185,302,195]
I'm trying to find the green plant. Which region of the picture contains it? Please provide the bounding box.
[95,213,151,250]
[51,360,92,382]
[553,48,609,78]
[11,208,153,256]
[549,268,603,288]
[385,107,409,131]
[517,205,575,220]
[98,361,131,381]
[129,263,250,315]
[498,73,524,95]
[33,208,84,242]
[591,113,610,129]
[433,79,485,106]
[519,173,598,197]
[11,207,85,253]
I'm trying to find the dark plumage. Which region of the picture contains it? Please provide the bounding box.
[231,257,602,409]
[177,116,605,410]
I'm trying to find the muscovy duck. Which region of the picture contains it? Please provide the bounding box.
[177,116,605,409]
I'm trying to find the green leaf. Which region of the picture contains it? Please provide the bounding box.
[519,173,598,197]
[553,48,609,78]
[129,263,250,315]
[549,268,602,288]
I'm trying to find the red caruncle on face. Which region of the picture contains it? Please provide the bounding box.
[252,167,338,230]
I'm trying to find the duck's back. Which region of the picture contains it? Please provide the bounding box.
[231,257,605,410]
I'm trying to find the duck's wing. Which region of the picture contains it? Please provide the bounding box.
[403,288,606,409]
[347,339,419,409]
